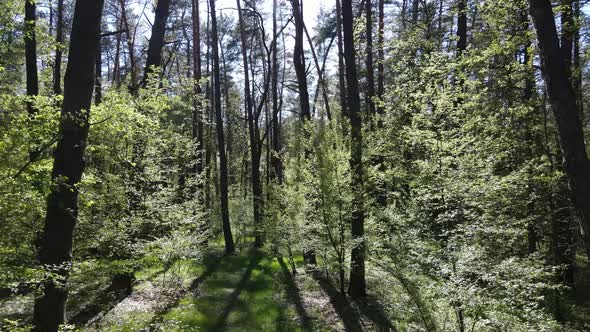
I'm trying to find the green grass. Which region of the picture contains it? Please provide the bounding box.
[152,249,306,331]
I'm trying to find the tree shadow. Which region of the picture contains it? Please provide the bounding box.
[356,295,396,332]
[277,257,314,331]
[312,273,364,332]
[211,250,262,331]
[145,249,224,329]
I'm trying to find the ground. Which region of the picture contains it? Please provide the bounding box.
[80,244,393,331]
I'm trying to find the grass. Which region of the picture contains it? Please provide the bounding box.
[151,249,307,331]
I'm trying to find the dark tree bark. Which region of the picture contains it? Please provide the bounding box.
[25,0,38,115]
[411,0,419,25]
[343,0,366,298]
[304,23,333,120]
[192,0,204,201]
[365,0,375,118]
[32,0,105,330]
[119,0,137,90]
[209,0,235,255]
[336,0,347,119]
[377,0,384,116]
[457,0,467,54]
[528,0,590,262]
[53,0,64,95]
[292,0,311,122]
[237,0,264,248]
[291,0,315,266]
[270,0,283,183]
[141,0,172,88]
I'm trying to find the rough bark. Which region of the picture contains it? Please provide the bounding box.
[25,0,38,115]
[209,0,235,255]
[343,0,366,298]
[377,0,384,115]
[141,0,172,88]
[32,0,105,330]
[365,0,375,118]
[292,0,311,122]
[336,0,347,119]
[192,0,204,202]
[529,0,590,263]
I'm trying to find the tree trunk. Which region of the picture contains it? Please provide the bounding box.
[342,0,366,298]
[457,0,467,55]
[209,0,235,255]
[192,0,204,203]
[377,0,384,116]
[365,0,375,118]
[119,0,137,91]
[291,0,315,266]
[53,0,64,95]
[292,0,311,122]
[25,0,38,115]
[336,0,347,119]
[32,1,105,330]
[271,0,283,183]
[236,0,264,248]
[528,0,590,263]
[141,0,171,88]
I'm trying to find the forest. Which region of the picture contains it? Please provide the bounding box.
[1,0,590,330]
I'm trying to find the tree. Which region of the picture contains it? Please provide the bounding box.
[291,0,315,266]
[53,0,64,95]
[270,0,283,183]
[342,0,366,298]
[192,0,204,200]
[141,0,172,88]
[24,0,38,115]
[236,0,264,248]
[365,0,375,118]
[209,0,234,255]
[528,0,590,259]
[32,0,105,330]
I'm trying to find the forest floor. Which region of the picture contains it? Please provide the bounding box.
[80,243,393,331]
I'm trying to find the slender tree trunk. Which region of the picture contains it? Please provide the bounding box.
[210,0,235,255]
[528,0,590,266]
[192,0,204,193]
[237,0,264,248]
[141,0,172,88]
[411,0,419,25]
[271,0,283,183]
[292,0,311,122]
[336,0,347,119]
[32,1,105,330]
[291,0,315,266]
[119,0,137,91]
[377,0,384,116]
[573,0,583,122]
[113,16,122,86]
[53,0,64,95]
[457,0,467,54]
[25,0,38,115]
[365,0,375,119]
[342,0,366,298]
